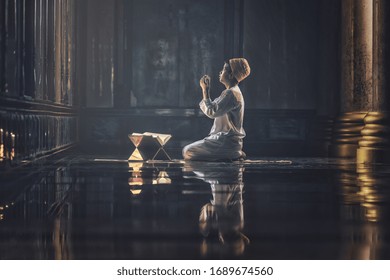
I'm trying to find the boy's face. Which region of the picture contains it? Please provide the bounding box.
[219,63,232,84]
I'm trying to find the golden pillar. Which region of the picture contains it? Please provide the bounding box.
[333,0,372,158]
[356,0,390,163]
[353,0,373,110]
[331,112,366,157]
[335,0,390,161]
[356,163,390,223]
[357,112,390,163]
[337,162,389,259]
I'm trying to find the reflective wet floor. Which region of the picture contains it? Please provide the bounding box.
[1,151,390,259]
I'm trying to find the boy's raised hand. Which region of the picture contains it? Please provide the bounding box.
[200,75,211,91]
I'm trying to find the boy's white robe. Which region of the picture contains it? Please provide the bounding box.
[183,85,245,161]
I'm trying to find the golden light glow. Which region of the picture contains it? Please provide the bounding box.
[128,148,143,161]
[153,171,171,185]
[128,173,144,186]
[130,132,171,146]
[0,128,3,161]
[128,162,146,186]
[130,189,142,195]
[362,203,379,222]
[200,240,208,256]
[9,133,15,161]
[128,133,172,161]
[128,162,144,171]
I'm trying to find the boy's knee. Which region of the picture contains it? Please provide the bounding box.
[182,145,192,160]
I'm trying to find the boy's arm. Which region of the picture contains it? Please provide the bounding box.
[200,75,211,99]
[200,90,238,119]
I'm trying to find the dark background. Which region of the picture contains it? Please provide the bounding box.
[0,0,341,159]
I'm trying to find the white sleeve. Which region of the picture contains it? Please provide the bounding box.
[199,91,238,119]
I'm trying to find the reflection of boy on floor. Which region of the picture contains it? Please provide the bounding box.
[183,161,249,256]
[182,58,250,161]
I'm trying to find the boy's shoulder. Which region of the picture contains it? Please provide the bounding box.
[225,86,242,97]
[224,85,240,94]
[220,87,243,104]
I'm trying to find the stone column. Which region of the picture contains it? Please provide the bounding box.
[0,1,4,94]
[353,0,373,110]
[333,0,374,158]
[356,0,390,163]
[332,0,368,157]
[340,0,355,112]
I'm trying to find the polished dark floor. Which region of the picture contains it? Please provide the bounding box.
[1,151,390,260]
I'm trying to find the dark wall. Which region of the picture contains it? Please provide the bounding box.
[0,0,79,164]
[317,0,341,116]
[83,0,333,111]
[85,0,116,107]
[76,0,342,156]
[131,0,225,108]
[83,0,226,108]
[0,0,343,160]
[243,0,321,110]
